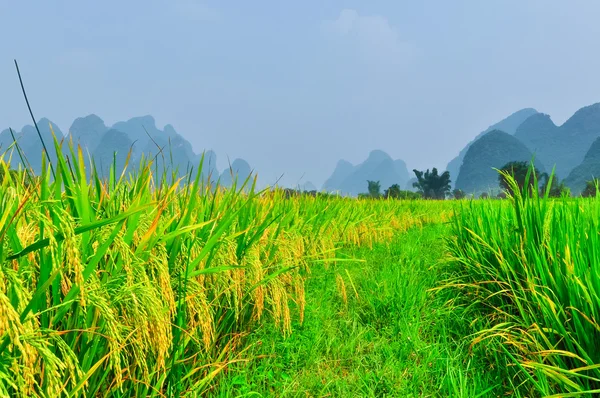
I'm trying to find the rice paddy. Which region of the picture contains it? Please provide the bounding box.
[0,140,599,397]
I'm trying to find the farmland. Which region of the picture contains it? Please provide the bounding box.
[0,146,599,397]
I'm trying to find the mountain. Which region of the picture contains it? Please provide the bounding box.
[67,114,108,153]
[405,177,418,192]
[0,115,247,184]
[513,113,558,159]
[199,150,219,183]
[455,130,545,194]
[515,103,600,179]
[564,137,600,195]
[0,128,20,159]
[322,160,354,192]
[112,115,175,151]
[91,129,133,177]
[220,158,253,188]
[393,159,410,184]
[141,127,198,177]
[0,118,64,174]
[446,108,538,186]
[297,181,317,192]
[322,150,410,196]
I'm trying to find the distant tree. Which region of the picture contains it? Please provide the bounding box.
[412,168,451,199]
[367,180,381,198]
[498,161,542,195]
[452,189,466,200]
[282,188,300,198]
[479,192,489,199]
[582,178,599,197]
[541,177,571,198]
[384,184,421,200]
[281,188,332,199]
[384,184,401,199]
[496,191,507,199]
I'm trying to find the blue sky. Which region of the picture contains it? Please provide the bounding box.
[3,1,600,187]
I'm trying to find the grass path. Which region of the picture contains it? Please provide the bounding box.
[212,220,499,397]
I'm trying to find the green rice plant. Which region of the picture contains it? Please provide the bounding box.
[0,131,442,397]
[446,167,600,396]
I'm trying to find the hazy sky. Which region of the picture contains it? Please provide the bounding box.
[3,1,600,187]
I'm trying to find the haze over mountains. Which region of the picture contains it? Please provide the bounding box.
[446,108,539,186]
[515,104,600,179]
[322,150,410,196]
[324,101,600,196]
[454,130,545,194]
[0,115,245,186]
[451,103,600,195]
[4,101,600,197]
[564,137,600,195]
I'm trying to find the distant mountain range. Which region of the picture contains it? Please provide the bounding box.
[6,103,600,197]
[322,102,600,197]
[564,137,600,195]
[322,150,409,196]
[0,115,248,187]
[446,108,539,187]
[454,130,545,194]
[450,103,600,195]
[515,104,600,179]
[296,181,317,192]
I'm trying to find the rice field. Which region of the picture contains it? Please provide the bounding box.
[0,140,599,397]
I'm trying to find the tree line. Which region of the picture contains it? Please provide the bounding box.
[359,161,599,200]
[360,168,451,200]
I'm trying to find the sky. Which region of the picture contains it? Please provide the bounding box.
[3,1,600,187]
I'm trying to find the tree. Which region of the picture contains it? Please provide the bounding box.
[541,178,570,198]
[384,184,401,199]
[452,189,466,200]
[479,192,489,199]
[367,180,381,198]
[582,178,599,197]
[384,184,421,200]
[412,168,451,199]
[498,161,543,195]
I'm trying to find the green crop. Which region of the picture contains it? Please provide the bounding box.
[0,135,447,397]
[446,169,600,396]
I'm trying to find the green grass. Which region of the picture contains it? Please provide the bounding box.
[212,221,500,397]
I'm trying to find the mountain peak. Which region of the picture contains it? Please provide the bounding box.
[163,124,177,136]
[73,114,104,124]
[127,115,156,127]
[512,103,600,178]
[562,102,600,131]
[297,181,317,192]
[68,114,108,152]
[322,151,409,195]
[229,158,251,171]
[366,149,392,163]
[37,117,54,127]
[517,113,556,131]
[565,136,600,194]
[455,129,544,194]
[446,108,539,187]
[220,158,253,188]
[1,114,231,184]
